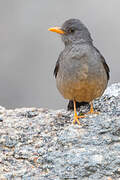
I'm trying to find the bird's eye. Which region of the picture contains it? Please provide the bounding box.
[68,28,75,33]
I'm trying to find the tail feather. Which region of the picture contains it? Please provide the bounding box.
[67,100,89,111]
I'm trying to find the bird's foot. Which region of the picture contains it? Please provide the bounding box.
[73,113,85,125]
[86,103,99,115]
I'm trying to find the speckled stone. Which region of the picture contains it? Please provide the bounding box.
[0,83,120,179]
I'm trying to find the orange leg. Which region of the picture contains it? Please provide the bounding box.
[87,102,99,115]
[73,100,85,125]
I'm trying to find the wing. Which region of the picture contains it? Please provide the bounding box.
[101,55,110,80]
[94,47,110,81]
[54,52,63,78]
[54,60,59,78]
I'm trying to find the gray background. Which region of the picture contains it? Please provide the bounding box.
[0,0,119,109]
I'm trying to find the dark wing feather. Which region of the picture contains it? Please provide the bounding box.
[101,55,110,80]
[94,47,110,80]
[54,52,63,78]
[54,60,59,78]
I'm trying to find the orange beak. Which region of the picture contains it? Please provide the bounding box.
[48,26,65,34]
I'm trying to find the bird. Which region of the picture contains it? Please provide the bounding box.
[48,19,110,125]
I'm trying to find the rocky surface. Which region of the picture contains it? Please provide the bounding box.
[0,83,120,180]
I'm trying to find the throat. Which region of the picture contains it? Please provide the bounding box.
[64,39,93,47]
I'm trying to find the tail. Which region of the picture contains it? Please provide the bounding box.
[67,100,89,111]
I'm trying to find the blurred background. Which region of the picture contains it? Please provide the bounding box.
[0,0,119,109]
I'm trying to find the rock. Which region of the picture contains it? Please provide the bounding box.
[0,83,120,179]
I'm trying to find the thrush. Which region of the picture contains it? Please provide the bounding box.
[48,19,110,125]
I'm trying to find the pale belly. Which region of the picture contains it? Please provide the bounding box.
[56,72,107,102]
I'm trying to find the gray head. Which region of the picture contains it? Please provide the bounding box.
[61,19,92,45]
[49,19,93,46]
